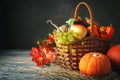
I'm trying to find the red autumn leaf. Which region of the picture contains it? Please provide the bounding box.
[35,57,43,66]
[29,47,41,59]
[29,40,57,67]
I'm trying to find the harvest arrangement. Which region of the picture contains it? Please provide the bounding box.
[29,2,120,77]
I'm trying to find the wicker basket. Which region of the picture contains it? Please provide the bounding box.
[56,2,111,70]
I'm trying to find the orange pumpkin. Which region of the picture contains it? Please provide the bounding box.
[106,44,120,72]
[79,52,111,77]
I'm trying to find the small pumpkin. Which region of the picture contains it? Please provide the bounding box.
[106,44,120,72]
[79,52,111,77]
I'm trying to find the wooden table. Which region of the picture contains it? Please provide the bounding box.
[0,50,120,80]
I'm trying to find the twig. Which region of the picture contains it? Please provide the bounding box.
[46,20,61,32]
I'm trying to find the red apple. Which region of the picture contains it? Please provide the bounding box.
[70,24,87,39]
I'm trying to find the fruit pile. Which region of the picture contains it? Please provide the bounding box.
[29,16,115,66]
[47,17,88,45]
[47,17,115,46]
[29,16,118,77]
[29,1,120,78]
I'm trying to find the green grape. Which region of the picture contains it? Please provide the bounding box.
[56,32,63,40]
[68,34,73,41]
[63,32,69,44]
[67,32,76,44]
[56,32,64,44]
[55,31,76,44]
[62,36,67,44]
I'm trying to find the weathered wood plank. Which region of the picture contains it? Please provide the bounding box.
[0,50,120,80]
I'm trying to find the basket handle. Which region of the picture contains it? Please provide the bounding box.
[74,2,94,37]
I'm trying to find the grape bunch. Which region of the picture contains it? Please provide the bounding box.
[55,31,76,45]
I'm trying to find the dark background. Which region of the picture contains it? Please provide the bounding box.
[1,0,120,50]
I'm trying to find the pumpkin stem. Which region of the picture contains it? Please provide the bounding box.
[93,53,99,57]
[110,24,112,26]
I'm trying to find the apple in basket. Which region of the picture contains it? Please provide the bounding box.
[70,24,87,39]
